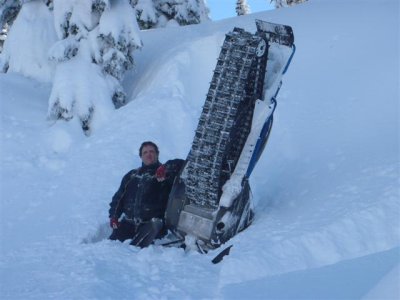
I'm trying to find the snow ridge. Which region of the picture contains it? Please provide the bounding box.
[1,0,399,299]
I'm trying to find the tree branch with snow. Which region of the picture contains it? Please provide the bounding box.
[48,0,142,135]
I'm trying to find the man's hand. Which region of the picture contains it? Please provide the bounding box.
[155,165,167,182]
[110,218,119,229]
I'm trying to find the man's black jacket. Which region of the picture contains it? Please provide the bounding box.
[109,159,184,222]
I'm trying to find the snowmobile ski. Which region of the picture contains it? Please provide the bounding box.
[211,245,233,264]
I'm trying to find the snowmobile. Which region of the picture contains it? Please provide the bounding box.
[163,20,295,255]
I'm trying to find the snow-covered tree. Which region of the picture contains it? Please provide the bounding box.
[1,0,207,135]
[135,0,157,29]
[132,0,210,29]
[271,0,307,9]
[0,0,57,78]
[48,0,142,135]
[0,23,7,52]
[168,0,210,26]
[0,0,22,30]
[0,0,20,52]
[236,0,250,16]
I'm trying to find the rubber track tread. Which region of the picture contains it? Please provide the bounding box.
[184,29,268,209]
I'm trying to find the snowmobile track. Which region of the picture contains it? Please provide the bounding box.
[183,27,269,209]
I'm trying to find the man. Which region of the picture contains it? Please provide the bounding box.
[108,141,184,248]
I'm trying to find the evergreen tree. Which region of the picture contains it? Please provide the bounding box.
[0,23,7,52]
[271,0,307,9]
[236,0,250,16]
[0,0,56,77]
[286,0,307,6]
[135,0,157,29]
[171,0,210,26]
[132,0,210,29]
[0,0,21,52]
[1,0,206,134]
[0,0,22,30]
[48,0,142,134]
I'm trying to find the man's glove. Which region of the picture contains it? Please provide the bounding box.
[155,165,167,182]
[110,218,119,229]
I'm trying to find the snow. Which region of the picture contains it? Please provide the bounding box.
[98,0,142,50]
[136,0,158,25]
[0,1,57,82]
[46,0,143,133]
[1,0,399,299]
[52,0,73,39]
[48,44,115,131]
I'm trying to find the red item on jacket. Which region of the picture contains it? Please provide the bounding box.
[110,218,119,229]
[155,165,166,182]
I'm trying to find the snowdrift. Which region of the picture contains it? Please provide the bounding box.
[0,0,399,299]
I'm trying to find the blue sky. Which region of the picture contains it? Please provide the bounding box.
[207,0,274,20]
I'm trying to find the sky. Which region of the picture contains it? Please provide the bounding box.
[207,0,274,20]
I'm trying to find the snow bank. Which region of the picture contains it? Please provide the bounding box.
[0,0,399,299]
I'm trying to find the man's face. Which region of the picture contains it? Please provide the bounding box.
[140,145,158,166]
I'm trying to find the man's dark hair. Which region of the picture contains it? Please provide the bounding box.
[139,141,159,157]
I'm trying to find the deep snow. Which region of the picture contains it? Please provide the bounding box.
[1,0,399,299]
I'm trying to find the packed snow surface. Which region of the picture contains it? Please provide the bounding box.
[0,0,399,299]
